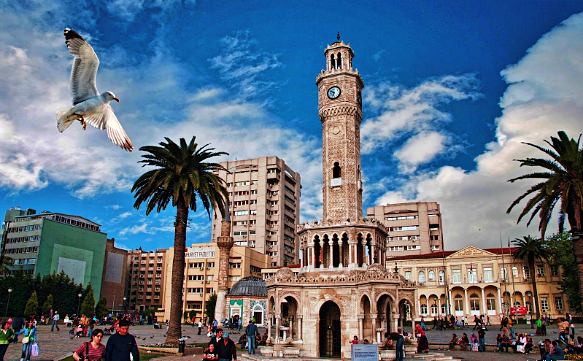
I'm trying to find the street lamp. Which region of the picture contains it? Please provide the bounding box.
[77,293,82,315]
[123,297,127,312]
[5,288,12,317]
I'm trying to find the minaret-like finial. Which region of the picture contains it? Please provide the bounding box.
[337,32,341,41]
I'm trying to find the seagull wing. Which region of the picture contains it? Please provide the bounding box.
[103,104,133,152]
[64,28,100,105]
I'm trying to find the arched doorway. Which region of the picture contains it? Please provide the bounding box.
[398,299,411,328]
[319,301,341,357]
[377,294,393,334]
[361,295,373,341]
[281,296,299,340]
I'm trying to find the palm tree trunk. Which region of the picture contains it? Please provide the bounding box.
[165,202,188,345]
[529,256,540,319]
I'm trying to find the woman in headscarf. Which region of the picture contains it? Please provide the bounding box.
[415,323,429,353]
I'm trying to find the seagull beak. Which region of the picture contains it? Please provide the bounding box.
[114,97,120,103]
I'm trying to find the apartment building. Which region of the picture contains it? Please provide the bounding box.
[211,156,301,267]
[160,242,270,322]
[367,201,444,258]
[1,208,106,299]
[126,249,168,311]
[101,238,129,311]
[392,245,570,320]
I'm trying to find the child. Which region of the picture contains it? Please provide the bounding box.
[203,343,218,361]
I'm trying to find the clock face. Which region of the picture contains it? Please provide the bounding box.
[327,86,341,99]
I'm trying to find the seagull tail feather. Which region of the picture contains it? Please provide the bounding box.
[56,110,75,133]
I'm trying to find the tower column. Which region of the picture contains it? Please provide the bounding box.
[214,220,234,324]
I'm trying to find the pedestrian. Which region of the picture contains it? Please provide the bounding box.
[73,328,105,361]
[0,320,15,361]
[245,320,257,355]
[395,328,405,361]
[415,323,429,353]
[19,319,37,361]
[351,335,359,345]
[198,320,203,335]
[203,343,218,361]
[11,317,23,344]
[105,319,139,361]
[51,311,60,332]
[216,331,237,361]
[478,327,486,352]
[209,328,223,348]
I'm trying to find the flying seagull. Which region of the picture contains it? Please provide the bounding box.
[57,28,133,152]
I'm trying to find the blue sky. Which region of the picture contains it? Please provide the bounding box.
[1,1,582,251]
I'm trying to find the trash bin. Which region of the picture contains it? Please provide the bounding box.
[179,339,186,353]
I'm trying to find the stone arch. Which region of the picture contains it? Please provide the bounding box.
[360,294,373,341]
[313,235,321,268]
[322,234,331,268]
[319,301,341,357]
[428,294,439,316]
[357,233,364,266]
[341,233,349,266]
[398,298,413,328]
[281,295,300,340]
[332,233,340,267]
[376,293,394,334]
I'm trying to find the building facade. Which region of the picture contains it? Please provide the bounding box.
[366,201,444,258]
[126,249,168,311]
[161,242,270,322]
[392,245,571,321]
[211,156,301,267]
[265,37,416,359]
[101,238,129,311]
[1,208,106,299]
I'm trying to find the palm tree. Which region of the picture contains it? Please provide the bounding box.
[132,137,228,344]
[507,131,583,301]
[512,236,548,319]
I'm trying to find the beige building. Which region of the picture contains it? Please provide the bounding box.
[367,201,444,259]
[160,242,270,322]
[101,238,128,312]
[211,157,301,267]
[126,249,168,311]
[392,245,571,321]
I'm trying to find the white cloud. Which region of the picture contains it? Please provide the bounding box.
[119,223,150,236]
[361,74,479,154]
[394,131,446,173]
[374,12,583,249]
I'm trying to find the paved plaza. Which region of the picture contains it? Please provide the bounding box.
[2,323,578,360]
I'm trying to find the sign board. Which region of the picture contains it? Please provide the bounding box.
[511,306,528,316]
[351,344,378,361]
[185,248,215,259]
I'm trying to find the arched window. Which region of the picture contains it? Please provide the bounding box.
[438,271,445,285]
[333,162,341,178]
[428,271,435,281]
[330,54,335,70]
[252,303,264,325]
[418,271,426,284]
[430,303,438,315]
[420,304,428,315]
[337,52,342,69]
[486,293,496,311]
[469,293,480,311]
[454,294,463,311]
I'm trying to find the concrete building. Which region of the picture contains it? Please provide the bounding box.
[161,242,270,322]
[211,157,301,267]
[392,245,571,321]
[101,238,129,311]
[366,201,444,258]
[126,248,168,311]
[1,208,106,299]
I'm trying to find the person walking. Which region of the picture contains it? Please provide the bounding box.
[0,320,15,361]
[198,320,203,335]
[395,328,405,361]
[216,331,237,361]
[105,320,139,361]
[478,327,486,352]
[245,320,257,355]
[73,329,105,361]
[19,320,37,361]
[51,311,60,332]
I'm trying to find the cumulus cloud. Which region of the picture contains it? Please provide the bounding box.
[374,12,583,249]
[361,74,480,154]
[394,131,446,173]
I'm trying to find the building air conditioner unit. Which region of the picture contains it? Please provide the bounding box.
[199,267,204,271]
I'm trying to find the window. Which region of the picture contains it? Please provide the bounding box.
[554,297,564,312]
[332,162,341,178]
[420,304,428,315]
[512,266,519,278]
[428,271,435,281]
[404,271,411,280]
[468,268,478,284]
[452,270,461,284]
[536,265,545,277]
[487,295,496,311]
[483,267,493,283]
[500,267,508,281]
[430,304,438,315]
[418,271,426,284]
[551,265,559,277]
[541,297,549,313]
[438,271,445,285]
[454,296,463,311]
[523,266,531,279]
[469,294,480,311]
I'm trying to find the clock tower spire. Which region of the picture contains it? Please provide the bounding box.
[316,37,364,223]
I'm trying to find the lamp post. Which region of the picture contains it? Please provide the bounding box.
[5,288,12,317]
[123,297,127,313]
[77,293,82,315]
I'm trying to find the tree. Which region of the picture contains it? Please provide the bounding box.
[512,236,549,318]
[546,232,583,313]
[80,284,96,316]
[205,293,217,322]
[507,131,583,300]
[24,291,38,317]
[95,298,108,318]
[132,137,228,344]
[42,294,54,314]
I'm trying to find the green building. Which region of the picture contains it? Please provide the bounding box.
[1,208,107,299]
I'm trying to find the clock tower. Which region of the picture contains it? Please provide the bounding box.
[316,35,364,223]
